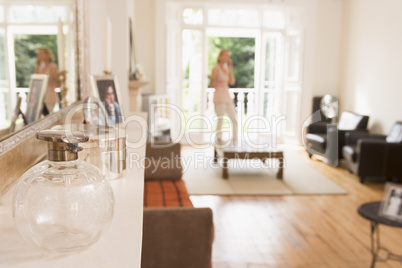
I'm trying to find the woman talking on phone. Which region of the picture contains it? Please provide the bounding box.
[210,49,237,143]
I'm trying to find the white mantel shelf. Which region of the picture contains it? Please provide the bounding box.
[129,79,149,88]
[0,112,146,268]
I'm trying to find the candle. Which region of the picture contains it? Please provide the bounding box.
[105,17,112,72]
[57,18,65,71]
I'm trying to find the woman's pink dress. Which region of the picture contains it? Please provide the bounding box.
[35,62,59,109]
[212,65,232,104]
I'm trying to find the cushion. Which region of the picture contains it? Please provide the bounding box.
[307,121,331,134]
[386,122,402,143]
[146,142,181,158]
[144,158,182,181]
[342,145,357,163]
[338,111,368,131]
[144,180,193,208]
[306,133,327,154]
[144,142,183,180]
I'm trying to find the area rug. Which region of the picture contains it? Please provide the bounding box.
[182,147,347,195]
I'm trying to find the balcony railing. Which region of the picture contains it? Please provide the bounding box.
[205,87,257,122]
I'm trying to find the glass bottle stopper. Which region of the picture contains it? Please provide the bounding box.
[36,129,89,161]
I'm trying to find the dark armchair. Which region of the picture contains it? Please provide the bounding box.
[342,122,402,183]
[305,111,369,166]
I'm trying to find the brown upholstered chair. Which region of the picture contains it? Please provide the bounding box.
[342,122,402,183]
[141,142,214,268]
[305,111,369,166]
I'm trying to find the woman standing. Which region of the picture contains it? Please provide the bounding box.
[34,47,60,114]
[210,49,237,143]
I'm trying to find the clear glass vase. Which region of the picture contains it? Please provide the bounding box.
[13,158,114,252]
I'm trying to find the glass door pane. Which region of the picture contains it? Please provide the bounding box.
[287,35,301,81]
[208,9,259,27]
[283,30,303,140]
[182,29,203,131]
[261,32,284,139]
[182,8,203,25]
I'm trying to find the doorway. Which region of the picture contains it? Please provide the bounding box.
[169,4,303,144]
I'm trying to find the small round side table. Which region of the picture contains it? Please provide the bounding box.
[358,201,402,268]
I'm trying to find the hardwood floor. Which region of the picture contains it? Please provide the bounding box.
[189,147,402,268]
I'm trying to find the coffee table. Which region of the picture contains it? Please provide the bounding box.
[358,201,402,268]
[213,142,284,179]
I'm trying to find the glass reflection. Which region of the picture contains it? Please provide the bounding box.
[0,1,77,139]
[34,47,60,115]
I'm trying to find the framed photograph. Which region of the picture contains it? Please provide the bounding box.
[25,74,49,124]
[379,183,402,221]
[90,75,124,125]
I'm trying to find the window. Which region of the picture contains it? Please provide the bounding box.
[182,29,202,129]
[263,10,286,29]
[183,8,203,25]
[8,5,68,23]
[208,36,255,89]
[287,35,301,80]
[208,9,259,27]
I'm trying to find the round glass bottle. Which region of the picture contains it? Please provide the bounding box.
[13,130,115,251]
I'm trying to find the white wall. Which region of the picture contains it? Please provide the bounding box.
[134,0,156,95]
[298,0,343,134]
[312,0,342,98]
[88,0,132,114]
[88,0,107,76]
[340,0,402,134]
[109,0,130,114]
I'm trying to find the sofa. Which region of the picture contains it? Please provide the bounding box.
[305,111,369,166]
[342,121,402,183]
[141,142,214,268]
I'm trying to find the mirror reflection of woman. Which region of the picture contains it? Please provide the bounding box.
[210,49,237,143]
[34,47,60,114]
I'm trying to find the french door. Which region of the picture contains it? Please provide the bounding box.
[164,3,304,144]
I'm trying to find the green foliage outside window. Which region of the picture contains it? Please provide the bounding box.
[183,63,190,88]
[208,37,255,88]
[14,34,58,87]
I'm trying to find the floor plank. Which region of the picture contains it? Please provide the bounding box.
[188,146,402,268]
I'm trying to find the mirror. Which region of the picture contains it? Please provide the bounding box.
[0,0,82,141]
